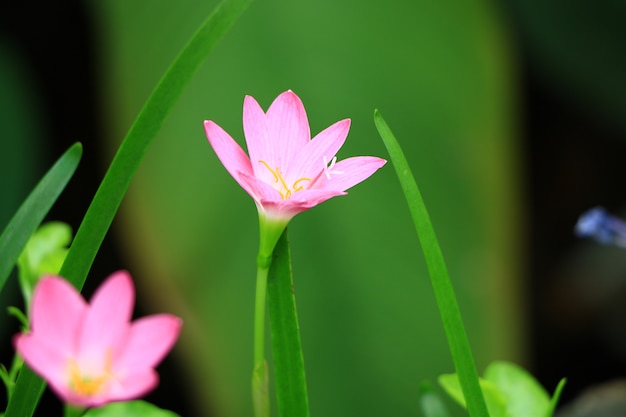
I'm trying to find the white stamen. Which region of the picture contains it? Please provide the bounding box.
[323,156,344,180]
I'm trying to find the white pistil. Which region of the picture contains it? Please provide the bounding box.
[323,156,343,180]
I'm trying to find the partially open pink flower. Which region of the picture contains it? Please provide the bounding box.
[14,271,182,408]
[204,90,386,257]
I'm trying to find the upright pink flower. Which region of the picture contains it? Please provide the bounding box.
[14,271,182,408]
[204,90,386,258]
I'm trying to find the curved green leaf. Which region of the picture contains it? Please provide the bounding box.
[374,110,489,417]
[4,0,252,415]
[0,143,81,294]
[545,377,566,417]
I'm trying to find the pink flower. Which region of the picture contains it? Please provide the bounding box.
[204,90,386,257]
[14,271,182,408]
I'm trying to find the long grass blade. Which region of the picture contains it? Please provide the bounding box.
[267,230,310,417]
[0,143,82,293]
[374,109,489,417]
[5,1,252,415]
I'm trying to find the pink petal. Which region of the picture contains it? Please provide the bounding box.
[78,271,134,361]
[14,333,68,389]
[204,120,258,198]
[314,156,387,192]
[243,95,273,179]
[265,91,311,172]
[261,189,346,220]
[289,119,351,181]
[115,314,182,371]
[31,276,86,355]
[238,171,283,203]
[104,369,159,405]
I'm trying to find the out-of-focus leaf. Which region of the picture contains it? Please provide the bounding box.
[483,361,549,417]
[84,401,180,417]
[545,377,566,417]
[419,381,452,417]
[17,221,72,308]
[439,373,507,417]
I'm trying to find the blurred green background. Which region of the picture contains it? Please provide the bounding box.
[98,0,520,415]
[2,0,625,416]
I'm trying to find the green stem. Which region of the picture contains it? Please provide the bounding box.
[252,262,270,417]
[254,264,269,366]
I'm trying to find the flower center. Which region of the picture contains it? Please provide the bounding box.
[67,350,114,396]
[258,160,310,200]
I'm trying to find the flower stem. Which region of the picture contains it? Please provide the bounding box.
[252,261,270,417]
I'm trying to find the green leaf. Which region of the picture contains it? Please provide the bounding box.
[0,143,81,294]
[374,110,489,417]
[83,400,180,417]
[17,221,72,308]
[4,1,252,416]
[439,374,507,417]
[545,377,566,417]
[418,381,452,417]
[483,361,549,417]
[267,229,310,417]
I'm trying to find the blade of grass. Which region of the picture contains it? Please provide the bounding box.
[374,109,489,417]
[5,1,252,415]
[267,229,310,417]
[0,142,82,293]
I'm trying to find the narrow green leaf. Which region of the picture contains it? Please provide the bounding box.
[374,110,489,417]
[483,361,549,417]
[418,381,452,417]
[5,1,252,416]
[267,229,310,417]
[0,142,81,293]
[545,378,566,417]
[83,400,180,417]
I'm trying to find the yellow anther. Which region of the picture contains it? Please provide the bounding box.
[258,160,280,183]
[258,160,310,200]
[292,178,311,191]
[67,350,114,396]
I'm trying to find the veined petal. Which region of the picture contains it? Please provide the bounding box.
[239,171,283,203]
[78,271,133,361]
[265,91,310,172]
[261,189,346,220]
[243,95,273,180]
[31,276,86,355]
[314,156,386,192]
[204,120,257,196]
[289,119,351,181]
[115,314,182,371]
